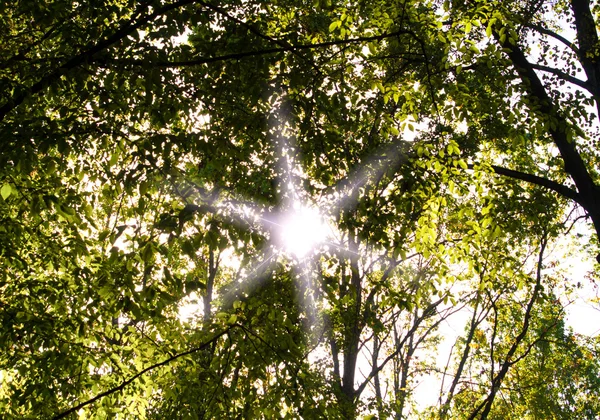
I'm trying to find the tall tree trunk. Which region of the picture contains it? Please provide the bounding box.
[335,228,364,419]
[571,0,600,97]
[395,333,415,419]
[496,26,600,261]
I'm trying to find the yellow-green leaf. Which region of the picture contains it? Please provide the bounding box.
[1,183,12,200]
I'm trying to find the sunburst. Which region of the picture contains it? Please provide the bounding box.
[187,105,407,325]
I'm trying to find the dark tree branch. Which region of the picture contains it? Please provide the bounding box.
[93,30,413,68]
[195,0,328,77]
[571,0,600,86]
[496,39,596,193]
[494,30,600,254]
[468,163,583,205]
[197,1,295,53]
[0,0,201,122]
[529,62,594,93]
[468,236,547,420]
[525,23,580,55]
[571,0,600,122]
[51,326,235,420]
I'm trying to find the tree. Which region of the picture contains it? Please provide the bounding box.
[1,0,599,418]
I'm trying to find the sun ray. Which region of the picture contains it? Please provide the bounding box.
[322,239,361,257]
[296,258,322,339]
[324,139,410,215]
[221,246,279,309]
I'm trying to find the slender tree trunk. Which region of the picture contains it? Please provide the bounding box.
[373,333,385,418]
[203,247,218,323]
[333,227,364,419]
[440,295,482,418]
[396,334,414,419]
[467,238,546,420]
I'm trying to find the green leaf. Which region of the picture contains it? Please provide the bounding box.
[1,183,12,200]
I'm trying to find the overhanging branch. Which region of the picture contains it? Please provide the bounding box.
[529,63,594,93]
[468,163,583,205]
[51,326,236,420]
[525,23,580,55]
[93,30,414,68]
[0,0,202,122]
[494,27,599,219]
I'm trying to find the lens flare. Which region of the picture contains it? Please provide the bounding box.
[277,202,327,259]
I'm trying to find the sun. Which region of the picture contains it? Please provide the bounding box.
[276,201,328,259]
[210,106,386,291]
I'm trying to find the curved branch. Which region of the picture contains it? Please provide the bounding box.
[93,30,413,68]
[198,1,291,50]
[525,23,580,55]
[469,163,583,205]
[0,0,201,122]
[195,0,327,75]
[529,63,594,94]
[494,27,600,225]
[51,326,235,420]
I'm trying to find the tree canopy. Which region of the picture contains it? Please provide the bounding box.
[1,0,600,418]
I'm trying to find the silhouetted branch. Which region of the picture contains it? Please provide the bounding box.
[525,23,580,55]
[468,163,583,205]
[93,31,414,68]
[52,326,236,420]
[468,235,547,420]
[529,63,594,93]
[0,0,202,122]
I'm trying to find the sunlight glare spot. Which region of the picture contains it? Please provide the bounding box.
[279,203,327,259]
